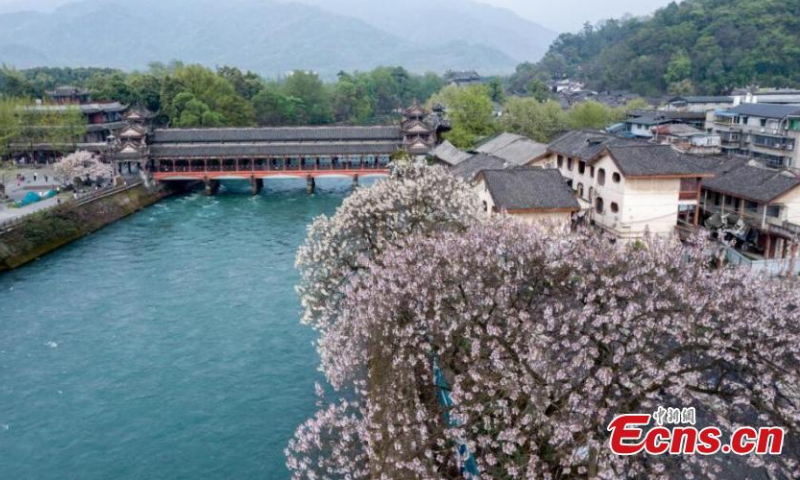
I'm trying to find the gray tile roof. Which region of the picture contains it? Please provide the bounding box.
[451,153,508,181]
[23,102,127,114]
[548,131,716,177]
[151,141,399,158]
[152,126,403,144]
[629,109,707,121]
[475,133,548,166]
[726,103,800,119]
[702,158,800,203]
[547,130,638,161]
[481,168,580,211]
[431,140,472,166]
[606,144,716,177]
[669,96,734,104]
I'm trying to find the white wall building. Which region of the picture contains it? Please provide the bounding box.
[536,131,715,240]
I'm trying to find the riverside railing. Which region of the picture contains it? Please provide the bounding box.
[725,247,800,277]
[0,181,143,235]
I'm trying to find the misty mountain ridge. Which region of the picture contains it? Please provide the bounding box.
[0,0,557,77]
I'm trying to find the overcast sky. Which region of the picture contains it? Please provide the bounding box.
[481,0,678,31]
[0,0,679,32]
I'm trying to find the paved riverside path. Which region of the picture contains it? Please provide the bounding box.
[0,167,70,223]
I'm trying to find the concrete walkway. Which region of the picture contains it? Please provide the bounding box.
[0,167,67,224]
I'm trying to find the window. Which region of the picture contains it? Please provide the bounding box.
[760,118,768,128]
[611,202,619,214]
[612,172,621,183]
[595,197,605,214]
[767,205,781,218]
[557,155,564,168]
[577,183,584,199]
[590,166,595,178]
[482,201,488,213]
[589,187,594,201]
[597,168,606,186]
[745,201,759,214]
[578,161,586,175]
[567,158,574,171]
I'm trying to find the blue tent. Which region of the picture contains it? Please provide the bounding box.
[14,190,56,208]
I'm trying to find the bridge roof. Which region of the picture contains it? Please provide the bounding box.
[151,126,403,144]
[151,141,400,159]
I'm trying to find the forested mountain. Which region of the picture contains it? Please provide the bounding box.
[303,0,556,64]
[0,0,554,77]
[535,0,800,95]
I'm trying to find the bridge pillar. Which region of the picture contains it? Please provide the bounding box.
[204,178,220,196]
[251,176,263,196]
[306,176,316,195]
[353,174,359,189]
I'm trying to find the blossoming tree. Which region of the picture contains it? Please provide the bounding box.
[295,164,483,337]
[53,150,114,186]
[288,219,800,479]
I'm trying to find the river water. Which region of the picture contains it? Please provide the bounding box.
[0,179,357,479]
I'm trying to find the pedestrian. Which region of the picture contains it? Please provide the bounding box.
[44,175,48,183]
[33,172,37,182]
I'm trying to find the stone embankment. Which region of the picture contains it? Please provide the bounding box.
[0,182,180,272]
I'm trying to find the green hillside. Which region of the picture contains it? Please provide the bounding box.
[536,0,800,95]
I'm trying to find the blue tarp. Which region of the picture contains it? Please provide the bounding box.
[14,190,56,208]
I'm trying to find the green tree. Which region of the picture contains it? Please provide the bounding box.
[487,78,506,104]
[15,102,86,159]
[667,79,697,96]
[252,84,303,126]
[217,66,263,100]
[87,72,134,103]
[282,71,333,125]
[566,100,626,129]
[126,73,163,114]
[161,65,255,127]
[430,85,497,148]
[663,50,693,86]
[526,79,554,102]
[501,97,569,143]
[0,97,21,157]
[331,76,372,124]
[0,67,35,98]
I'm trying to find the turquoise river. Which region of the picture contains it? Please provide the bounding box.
[0,179,363,479]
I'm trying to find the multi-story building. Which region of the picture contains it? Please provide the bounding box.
[651,124,721,155]
[535,131,715,240]
[707,103,800,168]
[11,87,128,162]
[700,157,800,261]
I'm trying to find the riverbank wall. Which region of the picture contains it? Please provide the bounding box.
[0,181,181,272]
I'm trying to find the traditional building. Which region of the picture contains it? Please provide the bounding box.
[430,140,472,167]
[11,86,128,162]
[45,86,91,105]
[474,133,549,166]
[474,168,580,228]
[700,157,800,261]
[451,153,509,183]
[445,70,483,87]
[109,108,154,174]
[664,96,735,113]
[540,131,716,240]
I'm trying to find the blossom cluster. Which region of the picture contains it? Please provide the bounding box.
[53,150,114,185]
[288,167,800,479]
